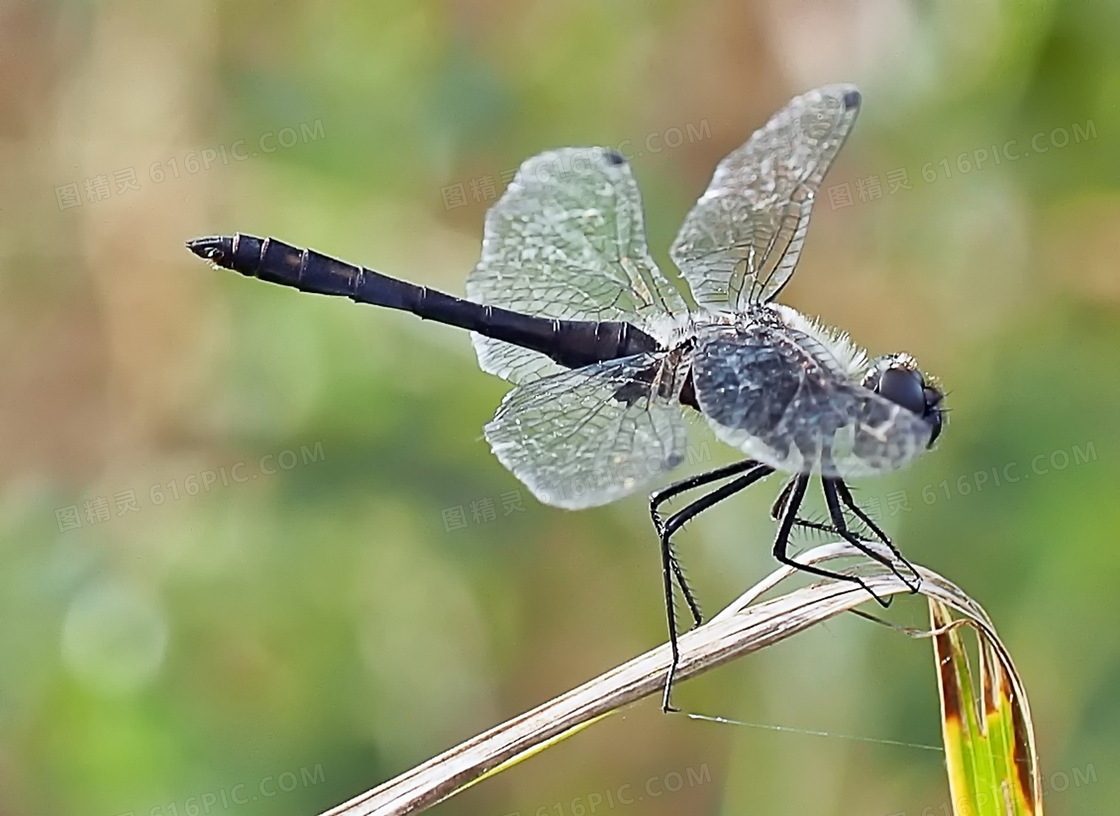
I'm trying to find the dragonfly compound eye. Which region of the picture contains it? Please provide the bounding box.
[864,356,945,447]
[876,366,926,416]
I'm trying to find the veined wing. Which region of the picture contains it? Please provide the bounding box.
[671,85,861,311]
[690,322,931,478]
[484,353,689,509]
[467,148,688,384]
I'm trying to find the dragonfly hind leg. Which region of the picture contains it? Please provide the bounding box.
[650,458,765,627]
[648,459,773,711]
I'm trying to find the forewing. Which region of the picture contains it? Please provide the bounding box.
[691,323,931,477]
[671,85,861,311]
[467,148,688,383]
[484,353,688,509]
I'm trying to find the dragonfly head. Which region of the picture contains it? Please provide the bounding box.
[862,353,946,447]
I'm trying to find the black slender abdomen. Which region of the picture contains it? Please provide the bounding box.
[186,233,661,370]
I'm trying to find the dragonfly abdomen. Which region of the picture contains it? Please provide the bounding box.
[186,233,660,371]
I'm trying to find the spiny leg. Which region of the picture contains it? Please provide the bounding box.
[771,481,866,553]
[820,478,908,580]
[775,477,920,591]
[650,459,762,627]
[790,516,854,539]
[657,462,774,712]
[657,529,680,713]
[832,479,921,589]
[668,552,701,629]
[831,479,891,543]
[652,459,764,528]
[774,480,869,538]
[771,478,796,521]
[772,474,892,607]
[823,478,919,591]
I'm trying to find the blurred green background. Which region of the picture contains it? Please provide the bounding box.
[2,1,1117,814]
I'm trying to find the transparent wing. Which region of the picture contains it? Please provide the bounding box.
[484,353,688,509]
[467,148,688,384]
[691,323,931,478]
[671,84,861,311]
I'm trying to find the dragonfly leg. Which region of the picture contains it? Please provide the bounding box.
[770,477,797,520]
[831,479,921,590]
[771,475,893,607]
[776,478,880,544]
[655,462,774,712]
[649,458,763,628]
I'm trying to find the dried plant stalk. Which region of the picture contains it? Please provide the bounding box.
[319,542,1033,816]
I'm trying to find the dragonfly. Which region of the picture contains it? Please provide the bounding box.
[188,84,946,711]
